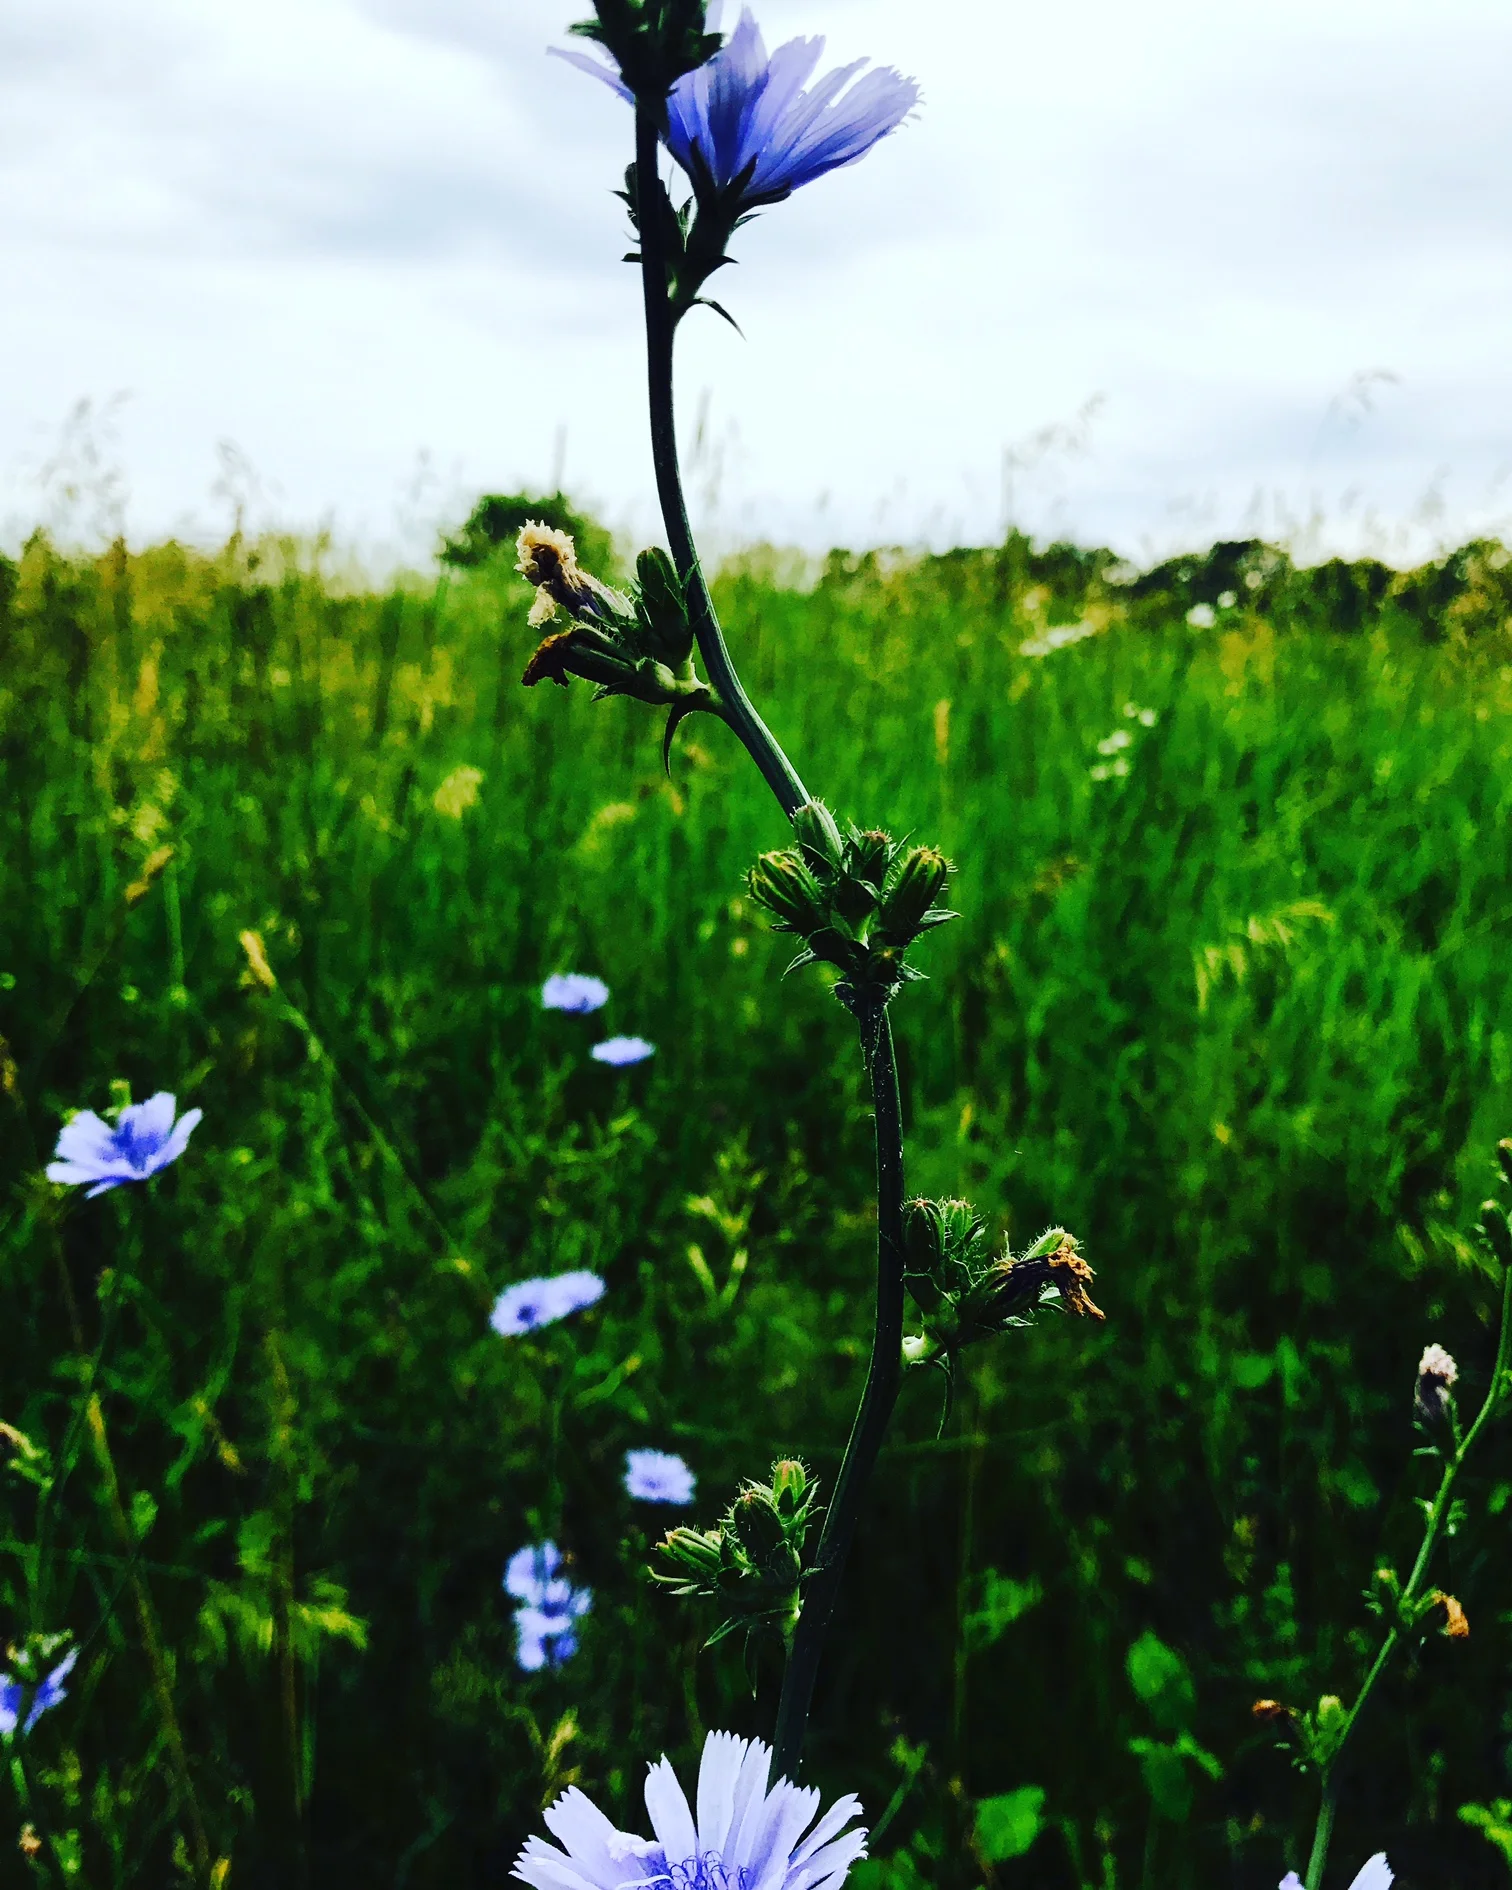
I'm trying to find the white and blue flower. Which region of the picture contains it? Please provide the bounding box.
[542,973,611,1015]
[513,1730,867,1890]
[504,1542,593,1673]
[557,5,919,210]
[1280,1856,1391,1890]
[625,1449,696,1505]
[491,1272,606,1337]
[0,1648,77,1739]
[592,1036,655,1068]
[46,1092,203,1198]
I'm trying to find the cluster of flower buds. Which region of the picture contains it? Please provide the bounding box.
[747,801,957,1007]
[516,526,715,729]
[1363,1564,1470,1641]
[567,0,720,102]
[900,1199,1102,1370]
[653,1459,816,1648]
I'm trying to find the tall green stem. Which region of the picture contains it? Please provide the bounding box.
[1302,1246,1512,1887]
[772,1005,907,1778]
[633,104,808,818]
[632,100,908,1782]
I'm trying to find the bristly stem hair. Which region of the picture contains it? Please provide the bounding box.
[633,99,907,1776]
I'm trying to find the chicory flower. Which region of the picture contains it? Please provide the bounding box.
[46,1093,203,1198]
[505,1542,592,1672]
[1280,1857,1392,1890]
[541,973,611,1014]
[556,6,919,210]
[490,1272,606,1337]
[592,1036,655,1067]
[0,1648,78,1738]
[512,1729,867,1890]
[625,1449,696,1504]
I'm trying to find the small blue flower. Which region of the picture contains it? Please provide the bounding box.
[556,5,919,209]
[591,1036,655,1068]
[46,1093,203,1199]
[490,1272,605,1337]
[0,1647,77,1739]
[542,973,610,1015]
[515,1603,589,1672]
[506,1541,593,1672]
[625,1449,696,1505]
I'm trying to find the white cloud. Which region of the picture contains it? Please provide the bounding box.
[2,0,1510,563]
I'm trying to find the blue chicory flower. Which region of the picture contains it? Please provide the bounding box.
[490,1272,606,1337]
[542,973,610,1015]
[46,1092,203,1199]
[513,1729,868,1890]
[555,5,919,209]
[591,1036,655,1067]
[624,1449,696,1505]
[505,1541,593,1672]
[0,1647,78,1738]
[1280,1858,1391,1890]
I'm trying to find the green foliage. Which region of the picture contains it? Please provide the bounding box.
[2,527,1512,1885]
[973,1785,1045,1861]
[1460,1800,1512,1876]
[439,490,616,577]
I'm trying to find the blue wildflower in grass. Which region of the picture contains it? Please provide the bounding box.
[1281,1860,1391,1890]
[625,1448,696,1505]
[556,5,919,211]
[504,1542,592,1673]
[46,1092,202,1198]
[541,973,610,1014]
[0,1647,77,1738]
[513,1730,867,1890]
[591,1036,655,1067]
[490,1271,605,1337]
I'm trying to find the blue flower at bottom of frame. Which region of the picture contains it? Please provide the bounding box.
[1281,1857,1391,1890]
[512,1730,868,1890]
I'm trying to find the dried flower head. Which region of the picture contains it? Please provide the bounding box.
[1433,1591,1470,1639]
[1415,1342,1459,1426]
[1047,1236,1105,1322]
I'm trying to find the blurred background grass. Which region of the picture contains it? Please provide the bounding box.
[3,515,1512,1888]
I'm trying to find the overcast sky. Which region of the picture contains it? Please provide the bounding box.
[4,0,1511,565]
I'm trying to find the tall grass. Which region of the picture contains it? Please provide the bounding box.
[2,527,1511,1887]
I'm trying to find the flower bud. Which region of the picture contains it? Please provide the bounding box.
[790,801,845,872]
[729,1488,785,1569]
[1479,1199,1512,1271]
[1250,1699,1292,1724]
[770,1459,812,1523]
[635,546,694,666]
[876,846,949,942]
[748,852,829,935]
[903,1197,986,1311]
[844,828,893,890]
[658,1526,722,1585]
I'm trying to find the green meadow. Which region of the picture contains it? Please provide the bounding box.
[3,519,1512,1888]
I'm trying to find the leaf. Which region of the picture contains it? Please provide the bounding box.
[1126,1629,1196,1731]
[1128,1738,1193,1822]
[973,1786,1045,1861]
[964,1570,1043,1651]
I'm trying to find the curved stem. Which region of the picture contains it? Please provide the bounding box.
[633,104,809,818]
[1302,1247,1512,1887]
[772,1004,907,1779]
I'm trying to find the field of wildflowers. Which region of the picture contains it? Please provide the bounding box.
[3,516,1512,1887]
